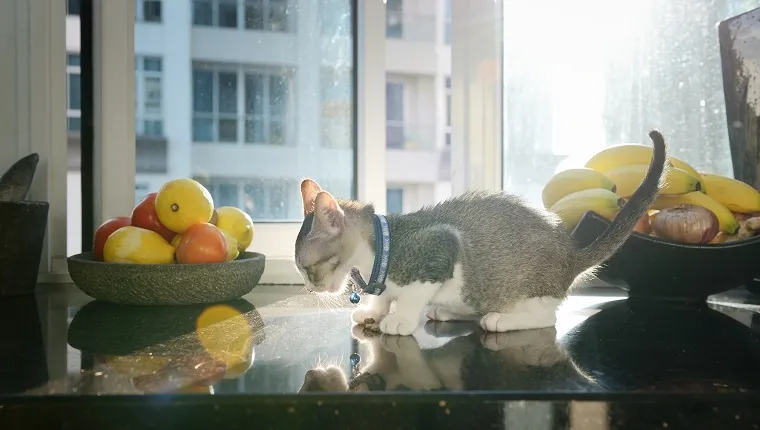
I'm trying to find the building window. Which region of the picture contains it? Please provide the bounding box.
[67,0,81,16]
[386,188,404,214]
[445,76,451,145]
[192,64,293,145]
[136,0,162,23]
[192,0,295,32]
[320,67,352,148]
[66,53,81,133]
[135,56,164,137]
[386,81,404,149]
[194,178,292,221]
[386,0,403,38]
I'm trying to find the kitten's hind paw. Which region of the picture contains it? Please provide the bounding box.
[379,314,418,336]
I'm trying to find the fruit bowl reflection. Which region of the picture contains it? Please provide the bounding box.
[572,211,760,301]
[67,251,265,305]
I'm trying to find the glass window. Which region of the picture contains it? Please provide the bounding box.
[67,0,81,16]
[501,0,754,206]
[68,74,81,111]
[136,56,164,137]
[193,0,213,26]
[140,0,162,23]
[218,0,238,28]
[386,0,403,38]
[386,188,404,214]
[136,0,353,224]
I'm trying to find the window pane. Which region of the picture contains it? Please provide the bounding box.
[218,0,238,28]
[501,0,749,206]
[269,75,289,116]
[193,69,213,113]
[218,183,238,207]
[386,188,404,214]
[67,54,81,67]
[269,0,290,32]
[386,82,403,121]
[245,74,264,115]
[68,73,81,110]
[67,117,81,132]
[193,0,213,26]
[218,72,238,113]
[245,117,265,143]
[193,118,214,141]
[143,0,162,22]
[244,0,264,30]
[135,0,355,223]
[143,57,162,72]
[143,119,163,137]
[67,0,81,16]
[144,77,162,110]
[218,118,238,142]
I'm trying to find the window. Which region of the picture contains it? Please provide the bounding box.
[444,0,451,45]
[500,0,749,205]
[135,56,163,137]
[136,0,162,23]
[192,0,296,32]
[386,0,403,38]
[319,0,351,36]
[66,54,81,133]
[192,64,293,145]
[386,81,404,149]
[386,188,404,214]
[67,0,80,16]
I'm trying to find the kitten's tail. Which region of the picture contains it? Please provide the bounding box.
[575,130,668,270]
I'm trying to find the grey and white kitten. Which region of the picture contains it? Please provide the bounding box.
[295,130,666,336]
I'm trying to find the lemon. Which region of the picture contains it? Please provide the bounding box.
[215,206,254,251]
[155,179,214,234]
[103,226,175,264]
[221,230,240,261]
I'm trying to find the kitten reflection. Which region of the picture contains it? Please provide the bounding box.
[299,322,578,393]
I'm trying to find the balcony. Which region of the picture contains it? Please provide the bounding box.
[386,121,436,150]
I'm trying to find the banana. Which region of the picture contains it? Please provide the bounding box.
[541,168,616,209]
[549,188,625,231]
[651,191,740,234]
[699,173,760,214]
[602,164,702,198]
[585,144,706,192]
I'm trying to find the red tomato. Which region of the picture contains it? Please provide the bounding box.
[132,192,175,242]
[175,223,228,264]
[93,217,131,261]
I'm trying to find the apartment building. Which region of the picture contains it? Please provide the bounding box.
[65,0,452,255]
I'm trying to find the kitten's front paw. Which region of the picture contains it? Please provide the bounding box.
[379,314,418,336]
[351,307,386,326]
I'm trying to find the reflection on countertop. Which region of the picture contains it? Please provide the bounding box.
[3,283,760,428]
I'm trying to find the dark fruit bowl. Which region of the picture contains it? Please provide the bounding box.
[67,251,265,305]
[572,211,760,302]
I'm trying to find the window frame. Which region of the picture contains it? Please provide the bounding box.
[37,0,501,285]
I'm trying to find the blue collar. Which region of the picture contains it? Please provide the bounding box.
[349,214,391,301]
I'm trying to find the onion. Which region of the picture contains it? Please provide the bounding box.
[650,204,719,244]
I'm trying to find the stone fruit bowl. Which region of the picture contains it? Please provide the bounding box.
[572,211,760,302]
[67,251,266,305]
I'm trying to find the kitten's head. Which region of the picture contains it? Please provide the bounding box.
[295,179,356,293]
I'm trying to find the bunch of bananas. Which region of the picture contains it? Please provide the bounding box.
[542,143,760,238]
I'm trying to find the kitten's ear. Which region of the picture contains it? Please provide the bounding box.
[313,191,345,235]
[300,178,323,216]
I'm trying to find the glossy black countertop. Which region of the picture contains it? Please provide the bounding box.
[3,283,760,429]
